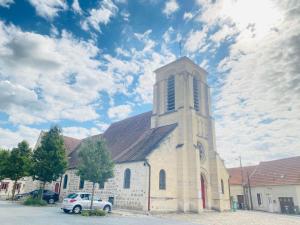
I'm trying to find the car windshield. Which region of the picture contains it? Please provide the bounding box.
[67,193,78,199]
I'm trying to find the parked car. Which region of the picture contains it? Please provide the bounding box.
[16,189,59,204]
[61,192,112,214]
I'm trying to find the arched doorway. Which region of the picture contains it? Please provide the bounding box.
[54,183,60,193]
[201,174,207,209]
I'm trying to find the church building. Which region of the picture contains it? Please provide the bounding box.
[35,57,230,212]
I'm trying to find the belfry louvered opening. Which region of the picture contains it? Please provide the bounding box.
[193,76,200,111]
[167,75,175,111]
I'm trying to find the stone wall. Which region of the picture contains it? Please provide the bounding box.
[59,161,149,210]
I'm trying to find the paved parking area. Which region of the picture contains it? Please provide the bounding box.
[0,201,195,225]
[156,210,300,225]
[1,201,300,225]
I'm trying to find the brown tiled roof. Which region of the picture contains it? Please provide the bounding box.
[67,111,177,168]
[228,166,257,185]
[63,136,81,155]
[250,156,300,186]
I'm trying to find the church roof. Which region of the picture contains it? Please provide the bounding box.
[67,111,177,168]
[228,156,300,186]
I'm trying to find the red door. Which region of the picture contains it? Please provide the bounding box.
[54,183,60,193]
[201,175,206,209]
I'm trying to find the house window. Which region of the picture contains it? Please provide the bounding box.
[63,175,68,189]
[0,182,9,191]
[79,177,84,189]
[124,169,131,189]
[193,76,200,111]
[221,179,224,194]
[167,75,175,111]
[99,181,105,189]
[159,170,166,190]
[257,193,262,205]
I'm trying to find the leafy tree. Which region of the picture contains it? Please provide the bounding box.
[77,139,114,209]
[31,126,67,199]
[0,149,9,181]
[5,141,32,200]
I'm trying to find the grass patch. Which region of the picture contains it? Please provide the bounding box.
[81,209,106,217]
[23,196,47,206]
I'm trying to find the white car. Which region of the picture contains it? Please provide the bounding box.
[61,192,112,214]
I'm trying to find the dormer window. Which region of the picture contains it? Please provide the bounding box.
[193,76,200,111]
[167,75,175,111]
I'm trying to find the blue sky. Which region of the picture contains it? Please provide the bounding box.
[0,0,299,167]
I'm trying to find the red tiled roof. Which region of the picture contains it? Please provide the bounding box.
[250,156,300,186]
[228,156,300,186]
[228,166,257,185]
[66,111,177,168]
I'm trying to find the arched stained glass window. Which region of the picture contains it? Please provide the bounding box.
[63,175,68,189]
[79,177,84,189]
[124,169,131,189]
[159,169,166,190]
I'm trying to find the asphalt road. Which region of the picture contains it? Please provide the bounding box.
[0,201,197,225]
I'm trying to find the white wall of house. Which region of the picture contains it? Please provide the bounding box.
[250,185,300,213]
[0,179,26,199]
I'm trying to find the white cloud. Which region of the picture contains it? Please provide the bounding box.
[208,0,300,166]
[184,27,208,53]
[0,0,14,8]
[108,104,132,121]
[183,12,193,21]
[81,0,118,31]
[28,0,68,20]
[72,0,82,14]
[0,125,40,149]
[62,126,101,139]
[0,21,116,125]
[163,0,179,16]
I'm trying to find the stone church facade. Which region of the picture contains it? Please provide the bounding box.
[34,57,230,212]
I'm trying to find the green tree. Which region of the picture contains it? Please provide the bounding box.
[0,149,9,181]
[76,139,114,210]
[5,141,32,200]
[31,126,67,199]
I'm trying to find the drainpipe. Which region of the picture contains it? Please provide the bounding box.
[145,160,151,212]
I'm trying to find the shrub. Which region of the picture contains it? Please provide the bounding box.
[81,209,106,217]
[23,196,47,206]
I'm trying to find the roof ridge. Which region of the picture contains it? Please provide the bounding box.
[260,155,300,164]
[108,111,152,127]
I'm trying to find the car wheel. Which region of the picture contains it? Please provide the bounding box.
[103,205,111,213]
[63,209,70,213]
[48,198,55,204]
[72,205,82,214]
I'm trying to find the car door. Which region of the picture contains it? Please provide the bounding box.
[93,197,104,209]
[80,194,91,209]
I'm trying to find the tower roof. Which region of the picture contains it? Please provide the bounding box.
[154,56,207,75]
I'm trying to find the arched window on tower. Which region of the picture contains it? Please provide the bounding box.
[124,169,131,189]
[79,177,84,189]
[159,169,166,190]
[221,179,224,194]
[167,75,175,111]
[63,175,68,189]
[193,76,200,111]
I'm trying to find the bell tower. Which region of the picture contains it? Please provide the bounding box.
[151,57,229,212]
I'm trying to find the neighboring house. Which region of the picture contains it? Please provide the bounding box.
[0,179,26,200]
[30,57,231,213]
[228,165,257,209]
[229,156,300,214]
